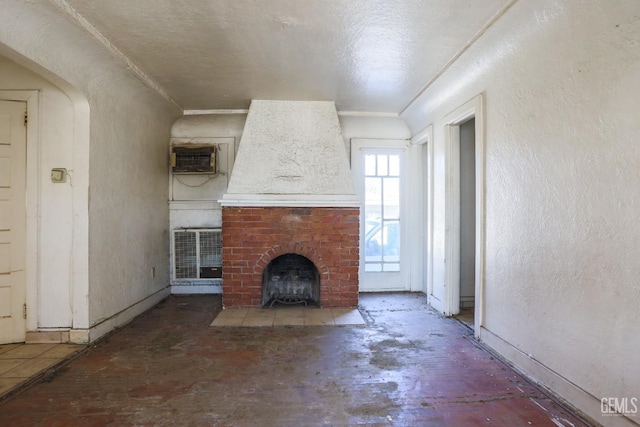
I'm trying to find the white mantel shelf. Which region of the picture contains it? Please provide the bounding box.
[219,194,361,208]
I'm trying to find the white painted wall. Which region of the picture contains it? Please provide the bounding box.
[0,58,75,330]
[339,115,411,153]
[169,114,244,293]
[402,1,640,424]
[0,1,181,342]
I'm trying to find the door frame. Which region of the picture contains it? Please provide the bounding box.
[410,125,433,298]
[443,94,485,335]
[0,91,38,337]
[351,138,411,292]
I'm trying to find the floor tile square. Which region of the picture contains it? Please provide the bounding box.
[242,310,275,327]
[0,344,56,359]
[40,344,83,359]
[273,309,305,326]
[2,358,59,378]
[0,344,20,356]
[0,359,24,376]
[304,309,335,326]
[210,309,249,326]
[220,309,249,319]
[0,377,24,395]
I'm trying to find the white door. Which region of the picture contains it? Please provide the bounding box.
[352,139,409,292]
[0,100,27,344]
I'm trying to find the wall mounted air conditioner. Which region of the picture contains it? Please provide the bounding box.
[171,145,216,174]
[173,229,222,280]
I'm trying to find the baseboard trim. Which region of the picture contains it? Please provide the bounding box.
[70,287,170,344]
[479,326,638,427]
[25,330,70,344]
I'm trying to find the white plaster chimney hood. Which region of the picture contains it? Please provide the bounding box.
[220,100,359,207]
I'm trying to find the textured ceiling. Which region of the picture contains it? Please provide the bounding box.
[62,0,511,112]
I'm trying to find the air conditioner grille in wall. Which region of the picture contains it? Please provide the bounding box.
[173,229,222,280]
[171,146,216,174]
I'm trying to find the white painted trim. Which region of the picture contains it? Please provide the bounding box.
[474,97,486,335]
[0,90,39,335]
[445,124,461,316]
[411,125,432,146]
[220,194,361,208]
[170,284,222,294]
[479,327,625,427]
[441,94,485,334]
[408,142,426,292]
[169,201,221,210]
[425,127,435,301]
[183,109,249,115]
[69,287,169,344]
[337,111,399,118]
[170,137,235,145]
[351,138,412,292]
[410,126,437,304]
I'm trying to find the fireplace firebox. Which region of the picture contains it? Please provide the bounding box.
[262,254,319,307]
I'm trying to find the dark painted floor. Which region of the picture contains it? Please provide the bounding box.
[0,293,591,426]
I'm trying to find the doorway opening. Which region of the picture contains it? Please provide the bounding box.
[351,139,409,292]
[457,118,476,329]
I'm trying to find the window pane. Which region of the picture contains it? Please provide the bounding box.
[365,154,376,176]
[382,177,400,219]
[389,154,400,176]
[365,177,382,221]
[365,263,382,272]
[377,155,388,176]
[381,220,400,260]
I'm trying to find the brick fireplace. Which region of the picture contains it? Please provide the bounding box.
[221,206,359,308]
[219,100,361,309]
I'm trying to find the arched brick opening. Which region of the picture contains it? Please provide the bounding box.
[262,253,320,307]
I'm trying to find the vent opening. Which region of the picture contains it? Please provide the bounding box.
[173,229,222,280]
[171,146,216,174]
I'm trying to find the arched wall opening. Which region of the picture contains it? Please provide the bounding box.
[0,45,90,342]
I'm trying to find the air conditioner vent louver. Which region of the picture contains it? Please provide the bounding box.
[173,229,222,280]
[171,146,216,174]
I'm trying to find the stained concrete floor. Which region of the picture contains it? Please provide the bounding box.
[0,293,591,426]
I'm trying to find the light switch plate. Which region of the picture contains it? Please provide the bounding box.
[51,168,67,183]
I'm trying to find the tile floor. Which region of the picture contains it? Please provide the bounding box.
[0,294,593,426]
[0,343,84,399]
[210,307,366,327]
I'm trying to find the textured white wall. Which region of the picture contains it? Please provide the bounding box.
[339,115,411,154]
[0,1,181,339]
[402,0,640,423]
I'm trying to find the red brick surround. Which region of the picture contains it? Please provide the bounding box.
[222,207,360,308]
